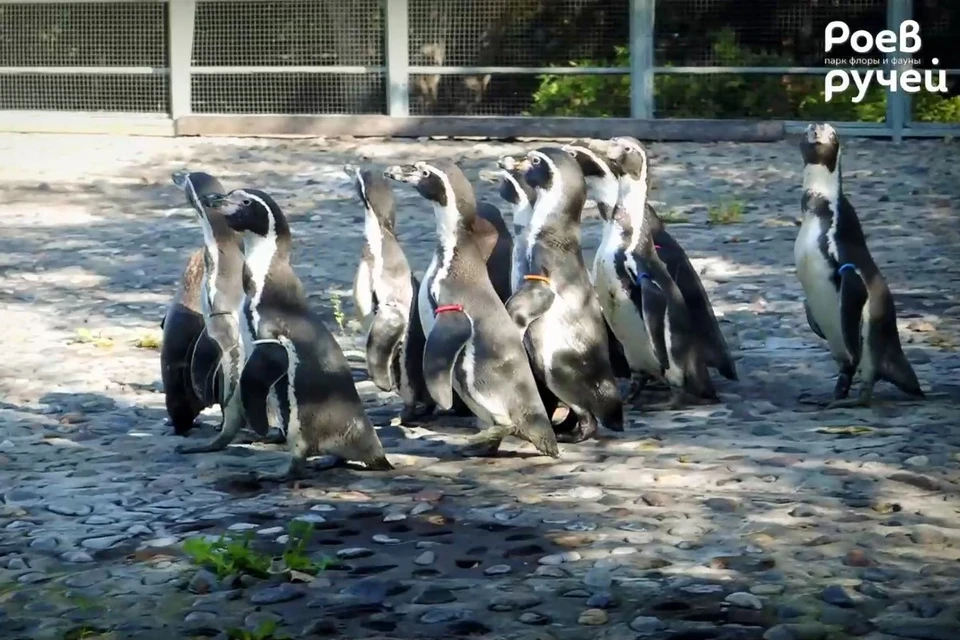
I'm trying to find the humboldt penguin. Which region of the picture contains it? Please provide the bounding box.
[161,171,241,436]
[795,122,924,407]
[384,160,560,459]
[562,139,738,383]
[597,137,718,410]
[496,147,624,442]
[168,170,254,454]
[186,188,392,480]
[478,160,581,436]
[345,165,434,421]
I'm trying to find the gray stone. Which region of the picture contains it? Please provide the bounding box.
[45,501,92,516]
[336,547,374,559]
[188,569,218,594]
[630,616,667,634]
[414,551,436,566]
[725,591,763,610]
[518,611,550,625]
[484,564,512,576]
[413,586,456,605]
[821,584,855,608]
[250,583,304,605]
[64,568,110,588]
[538,551,581,565]
[874,615,960,640]
[488,593,542,612]
[80,535,127,551]
[419,608,469,624]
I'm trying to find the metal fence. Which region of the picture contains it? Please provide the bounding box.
[0,0,957,141]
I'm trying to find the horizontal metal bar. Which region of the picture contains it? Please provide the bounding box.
[189,65,385,75]
[655,66,882,74]
[0,66,168,75]
[408,66,628,75]
[784,120,960,138]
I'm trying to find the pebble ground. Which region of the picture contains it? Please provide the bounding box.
[0,132,959,640]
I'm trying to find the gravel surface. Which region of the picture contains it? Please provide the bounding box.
[0,132,959,640]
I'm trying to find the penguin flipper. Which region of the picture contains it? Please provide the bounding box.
[422,309,474,411]
[838,265,868,364]
[633,275,670,370]
[189,326,223,406]
[604,319,632,379]
[239,339,289,437]
[804,300,826,340]
[365,304,408,392]
[505,279,555,334]
[472,214,501,264]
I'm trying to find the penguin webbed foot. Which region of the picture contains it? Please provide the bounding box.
[261,429,287,445]
[399,402,435,424]
[253,456,309,483]
[554,412,598,444]
[624,376,648,405]
[825,384,874,410]
[176,436,232,455]
[643,387,687,412]
[458,432,504,458]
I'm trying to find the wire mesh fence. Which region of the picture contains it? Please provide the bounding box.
[0,0,957,133]
[0,1,169,112]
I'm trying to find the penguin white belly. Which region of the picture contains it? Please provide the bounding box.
[419,256,439,337]
[511,236,528,294]
[453,335,510,426]
[593,251,661,376]
[794,219,848,362]
[535,294,588,383]
[662,313,684,387]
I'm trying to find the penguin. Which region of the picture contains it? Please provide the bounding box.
[474,200,514,303]
[495,147,624,443]
[561,139,738,384]
[160,170,241,436]
[188,188,393,480]
[479,160,583,437]
[596,137,718,410]
[160,248,216,435]
[169,170,253,454]
[795,122,924,408]
[345,165,434,422]
[383,160,560,459]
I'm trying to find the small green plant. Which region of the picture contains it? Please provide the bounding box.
[183,522,332,580]
[226,620,289,640]
[658,208,689,224]
[707,201,744,225]
[182,533,271,579]
[282,520,332,574]
[330,292,345,334]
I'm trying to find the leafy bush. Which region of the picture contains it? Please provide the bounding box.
[526,28,959,123]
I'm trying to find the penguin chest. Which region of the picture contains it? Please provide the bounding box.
[528,292,588,375]
[419,257,439,337]
[593,248,661,375]
[794,219,848,360]
[511,234,529,294]
[451,334,509,425]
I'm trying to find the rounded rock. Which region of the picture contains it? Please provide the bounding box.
[578,608,608,625]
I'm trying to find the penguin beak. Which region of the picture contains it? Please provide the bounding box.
[477,168,502,184]
[497,155,530,172]
[383,164,419,184]
[200,192,227,210]
[606,139,627,163]
[171,170,190,190]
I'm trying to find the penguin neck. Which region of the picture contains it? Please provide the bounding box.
[242,220,290,301]
[802,161,843,215]
[429,199,473,304]
[616,174,650,253]
[363,206,387,284]
[528,184,580,249]
[585,175,619,222]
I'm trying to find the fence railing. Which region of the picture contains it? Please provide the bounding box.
[0,0,957,141]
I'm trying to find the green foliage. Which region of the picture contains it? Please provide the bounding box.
[182,521,332,580]
[226,620,289,640]
[707,200,745,225]
[182,533,271,579]
[527,28,960,123]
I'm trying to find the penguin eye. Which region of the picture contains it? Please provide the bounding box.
[242,199,251,206]
[566,149,577,158]
[420,169,430,178]
[531,156,541,166]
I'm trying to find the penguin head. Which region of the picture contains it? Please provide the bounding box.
[606,136,648,183]
[201,188,289,244]
[345,165,396,232]
[561,141,621,220]
[800,123,841,173]
[170,170,225,219]
[384,160,477,229]
[487,156,537,232]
